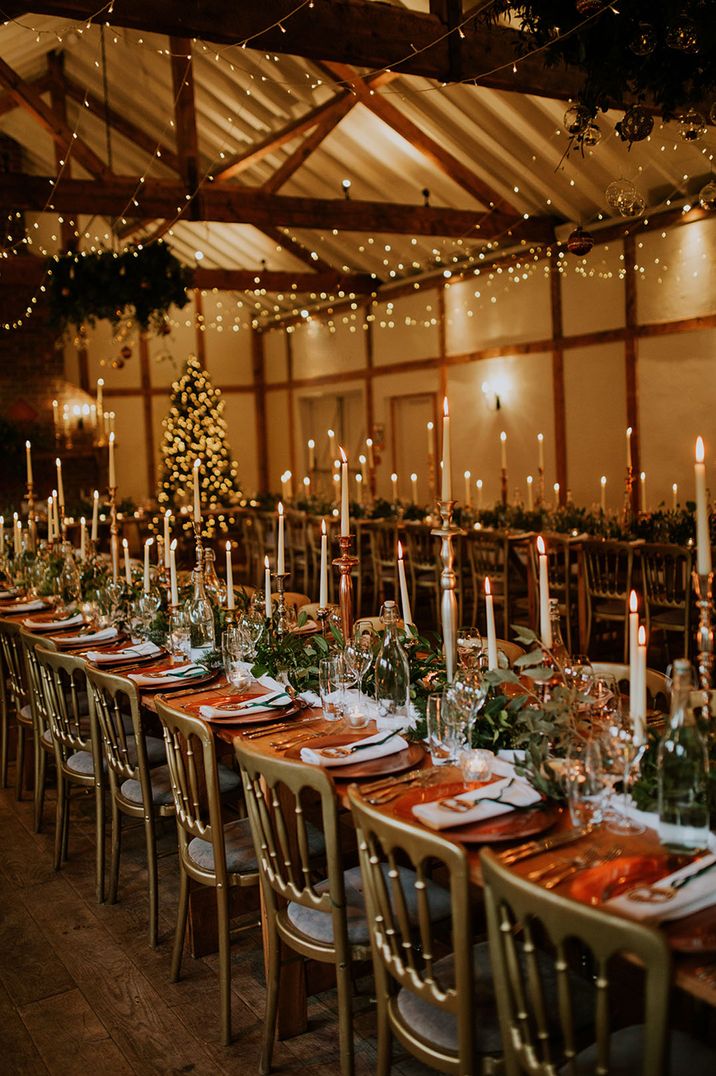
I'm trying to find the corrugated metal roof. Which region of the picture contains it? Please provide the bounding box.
[0,13,710,320]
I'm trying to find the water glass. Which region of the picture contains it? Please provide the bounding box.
[457,626,483,669]
[169,607,191,664]
[564,736,606,829]
[222,627,252,692]
[319,655,345,722]
[425,693,466,765]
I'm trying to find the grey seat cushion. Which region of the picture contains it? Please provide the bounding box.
[286,863,451,947]
[562,1025,716,1075]
[188,818,325,877]
[66,750,95,776]
[397,942,595,1057]
[63,735,165,778]
[120,760,240,807]
[18,703,33,726]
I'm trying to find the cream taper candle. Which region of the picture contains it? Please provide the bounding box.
[537,535,552,647]
[485,577,498,671]
[397,540,413,627]
[695,436,712,575]
[319,519,328,608]
[225,541,234,610]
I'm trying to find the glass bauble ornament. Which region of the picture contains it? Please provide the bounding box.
[564,104,592,136]
[575,0,603,13]
[616,106,654,146]
[619,191,646,218]
[630,22,656,56]
[567,226,595,256]
[679,109,706,143]
[699,180,716,211]
[666,14,699,54]
[581,121,602,147]
[605,178,636,212]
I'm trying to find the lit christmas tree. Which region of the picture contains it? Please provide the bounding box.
[157,354,240,508]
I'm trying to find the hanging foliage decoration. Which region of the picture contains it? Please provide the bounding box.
[46,242,194,334]
[480,3,716,122]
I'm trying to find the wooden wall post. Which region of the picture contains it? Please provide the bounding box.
[549,251,567,504]
[623,233,641,515]
[252,328,269,492]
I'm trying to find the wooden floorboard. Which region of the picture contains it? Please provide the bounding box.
[0,760,434,1074]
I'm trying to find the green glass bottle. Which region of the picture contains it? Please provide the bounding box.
[657,659,710,853]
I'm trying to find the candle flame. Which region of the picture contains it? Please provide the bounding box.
[537,535,546,555]
[527,474,533,484]
[366,437,373,447]
[146,537,154,547]
[80,516,85,525]
[553,483,560,494]
[193,457,200,470]
[391,472,397,481]
[122,537,129,549]
[464,469,471,479]
[164,507,171,518]
[94,490,99,499]
[303,476,310,486]
[442,396,449,417]
[264,554,270,568]
[638,624,646,646]
[477,479,483,488]
[640,471,646,481]
[359,454,366,464]
[26,440,31,449]
[500,430,507,442]
[52,488,57,498]
[55,456,61,467]
[600,475,606,486]
[537,432,543,442]
[226,540,231,551]
[327,428,335,438]
[109,431,115,444]
[321,518,326,535]
[171,538,177,551]
[672,482,678,492]
[339,446,347,463]
[626,426,632,437]
[485,576,491,596]
[427,420,434,430]
[397,540,404,559]
[278,501,284,516]
[410,472,417,481]
[629,590,638,614]
[308,438,315,448]
[696,435,705,463]
[356,473,362,483]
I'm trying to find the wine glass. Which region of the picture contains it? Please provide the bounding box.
[595,709,646,836]
[457,626,483,669]
[445,668,488,747]
[564,735,606,830]
[222,627,253,693]
[344,630,374,703]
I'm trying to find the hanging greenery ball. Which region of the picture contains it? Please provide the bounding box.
[567,226,595,256]
[564,104,592,136]
[630,22,657,57]
[679,108,707,142]
[120,345,132,360]
[699,180,716,211]
[575,0,602,14]
[615,106,654,147]
[666,15,700,54]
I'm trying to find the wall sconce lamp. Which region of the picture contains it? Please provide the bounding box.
[481,380,501,411]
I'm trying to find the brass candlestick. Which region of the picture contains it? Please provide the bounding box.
[622,466,634,526]
[693,571,714,691]
[26,482,36,552]
[333,534,358,642]
[316,604,330,637]
[432,499,465,683]
[272,571,291,637]
[500,468,508,507]
[427,454,436,503]
[108,485,118,550]
[537,466,545,507]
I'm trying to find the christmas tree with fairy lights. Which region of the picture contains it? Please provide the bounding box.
[157,354,240,508]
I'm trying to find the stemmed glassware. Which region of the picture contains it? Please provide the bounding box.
[457,626,483,669]
[344,627,375,704]
[222,626,253,692]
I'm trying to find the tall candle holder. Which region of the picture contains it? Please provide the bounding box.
[537,466,545,507]
[427,455,436,503]
[108,485,118,549]
[316,604,331,637]
[500,468,508,507]
[271,571,291,637]
[432,500,465,683]
[622,466,634,526]
[693,571,714,692]
[26,482,36,552]
[333,535,358,642]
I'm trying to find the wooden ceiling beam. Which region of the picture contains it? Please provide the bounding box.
[259,225,336,274]
[0,1,589,100]
[0,54,110,179]
[0,174,554,239]
[0,72,53,118]
[61,74,181,173]
[321,61,522,216]
[169,37,200,211]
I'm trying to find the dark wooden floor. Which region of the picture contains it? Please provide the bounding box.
[0,759,433,1075]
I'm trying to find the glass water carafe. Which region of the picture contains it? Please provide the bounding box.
[374,600,411,729]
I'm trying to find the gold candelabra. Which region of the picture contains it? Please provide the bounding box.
[693,571,714,692]
[622,466,634,526]
[537,466,545,507]
[500,468,508,507]
[271,571,291,637]
[333,534,358,641]
[432,499,464,683]
[26,482,36,552]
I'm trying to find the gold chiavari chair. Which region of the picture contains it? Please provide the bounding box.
[590,661,669,715]
[464,529,509,635]
[481,848,716,1076]
[155,700,257,1045]
[36,646,106,903]
[639,543,692,661]
[527,532,576,653]
[0,617,32,799]
[20,628,59,832]
[367,519,399,609]
[403,522,440,623]
[85,666,174,945]
[580,540,635,659]
[285,508,310,594]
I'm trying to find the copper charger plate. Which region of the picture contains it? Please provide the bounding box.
[129,667,218,692]
[53,630,126,650]
[666,905,716,954]
[84,644,168,666]
[184,690,300,725]
[284,731,425,779]
[393,779,560,843]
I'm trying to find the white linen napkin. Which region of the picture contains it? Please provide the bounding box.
[605,853,716,925]
[23,611,85,631]
[199,688,292,719]
[301,729,408,768]
[58,625,119,645]
[0,589,17,599]
[86,640,162,664]
[412,759,541,831]
[4,599,47,614]
[128,662,205,687]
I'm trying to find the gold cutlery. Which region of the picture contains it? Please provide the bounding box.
[318,733,398,759]
[366,771,442,805]
[244,717,323,740]
[527,847,603,883]
[543,847,622,890]
[273,730,327,750]
[361,768,431,794]
[499,826,592,866]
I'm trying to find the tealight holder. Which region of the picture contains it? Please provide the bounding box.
[500,468,508,507]
[272,570,291,637]
[333,534,358,642]
[693,570,714,691]
[460,748,495,783]
[431,500,465,683]
[316,604,331,637]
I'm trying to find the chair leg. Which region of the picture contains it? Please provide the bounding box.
[34,741,47,833]
[335,959,355,1076]
[216,884,232,1046]
[61,782,70,863]
[143,813,159,948]
[171,865,190,982]
[259,919,280,1074]
[95,780,105,905]
[375,994,393,1076]
[53,769,66,871]
[15,722,26,800]
[0,694,8,789]
[109,798,122,904]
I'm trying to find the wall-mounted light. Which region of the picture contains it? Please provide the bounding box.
[481,380,501,411]
[341,178,351,200]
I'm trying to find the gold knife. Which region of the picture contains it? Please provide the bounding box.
[500,824,591,866]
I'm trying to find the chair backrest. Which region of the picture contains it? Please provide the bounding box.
[19,628,57,739]
[590,661,669,714]
[466,528,508,583]
[348,788,476,1066]
[274,591,311,611]
[582,540,634,601]
[480,848,671,1076]
[84,665,151,799]
[496,638,525,666]
[35,645,94,763]
[155,698,232,884]
[234,742,349,955]
[0,618,28,711]
[403,523,437,568]
[640,543,692,610]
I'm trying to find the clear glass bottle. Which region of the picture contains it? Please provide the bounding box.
[202,547,226,607]
[657,658,710,852]
[374,600,411,729]
[547,597,569,671]
[186,564,216,660]
[57,540,81,612]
